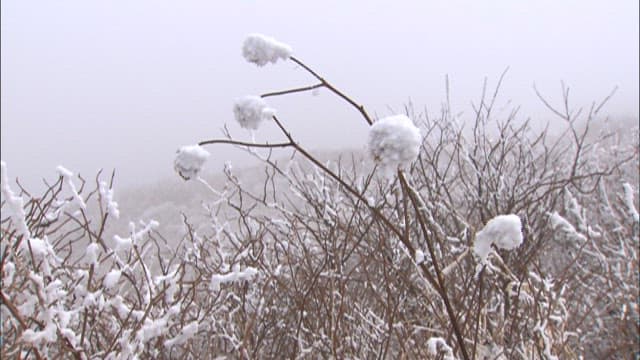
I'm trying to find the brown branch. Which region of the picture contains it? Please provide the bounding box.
[261,83,324,98]
[198,139,294,149]
[289,56,373,126]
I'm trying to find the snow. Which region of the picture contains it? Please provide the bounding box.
[622,182,639,223]
[473,214,523,263]
[26,237,56,260]
[174,144,210,181]
[99,181,120,219]
[415,249,425,264]
[426,337,456,360]
[104,269,122,289]
[136,304,181,344]
[1,161,31,238]
[164,321,199,348]
[113,234,133,251]
[233,95,275,130]
[109,295,132,319]
[85,242,101,266]
[549,211,586,242]
[22,323,57,345]
[367,115,422,175]
[210,266,259,292]
[242,33,292,66]
[113,220,159,251]
[56,165,74,178]
[3,261,15,285]
[57,165,87,209]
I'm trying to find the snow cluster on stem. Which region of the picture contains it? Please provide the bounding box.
[210,266,259,292]
[472,214,523,264]
[57,165,87,209]
[174,145,210,181]
[242,33,292,66]
[1,161,31,238]
[622,182,639,223]
[367,115,422,175]
[233,95,275,130]
[427,337,457,360]
[99,180,120,219]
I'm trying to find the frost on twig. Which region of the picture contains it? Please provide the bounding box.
[1,160,30,238]
[210,266,259,292]
[57,165,87,209]
[621,182,639,223]
[99,180,120,219]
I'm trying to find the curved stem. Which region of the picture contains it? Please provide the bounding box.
[289,56,373,126]
[398,171,471,360]
[270,115,404,239]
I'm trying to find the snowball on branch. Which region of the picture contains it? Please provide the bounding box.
[367,115,422,174]
[242,33,292,66]
[473,214,523,263]
[233,95,275,130]
[174,145,210,181]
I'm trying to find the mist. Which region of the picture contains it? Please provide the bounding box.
[2,0,638,191]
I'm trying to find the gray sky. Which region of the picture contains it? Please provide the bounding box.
[2,0,638,191]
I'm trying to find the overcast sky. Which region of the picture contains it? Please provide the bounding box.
[2,0,638,191]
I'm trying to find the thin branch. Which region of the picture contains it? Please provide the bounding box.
[198,139,294,148]
[289,56,373,126]
[261,83,324,98]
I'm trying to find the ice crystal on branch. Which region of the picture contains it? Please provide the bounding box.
[174,145,210,180]
[473,214,523,263]
[233,95,275,130]
[242,33,292,66]
[367,115,422,174]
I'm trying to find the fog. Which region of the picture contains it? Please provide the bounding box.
[1,0,638,191]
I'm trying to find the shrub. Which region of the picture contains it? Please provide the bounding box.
[2,34,638,359]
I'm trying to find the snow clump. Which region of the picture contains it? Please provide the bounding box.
[1,161,31,238]
[233,95,275,130]
[473,214,523,263]
[210,266,259,292]
[242,33,292,66]
[104,269,122,289]
[174,145,210,181]
[367,115,422,175]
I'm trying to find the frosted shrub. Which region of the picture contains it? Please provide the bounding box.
[173,34,637,359]
[3,33,637,360]
[1,164,255,358]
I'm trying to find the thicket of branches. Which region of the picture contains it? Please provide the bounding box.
[2,36,638,359]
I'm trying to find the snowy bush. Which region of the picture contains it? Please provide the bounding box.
[2,34,637,359]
